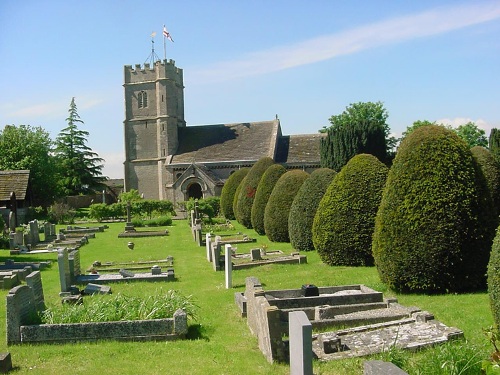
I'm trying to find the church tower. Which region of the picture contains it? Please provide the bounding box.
[123,59,185,199]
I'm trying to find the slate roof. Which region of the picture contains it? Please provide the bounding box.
[0,170,30,201]
[275,133,325,164]
[170,120,279,164]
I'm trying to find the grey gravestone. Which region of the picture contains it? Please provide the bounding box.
[364,360,408,375]
[119,269,135,278]
[251,248,262,261]
[84,283,111,295]
[225,244,233,289]
[289,311,313,375]
[206,233,212,262]
[57,249,71,293]
[0,352,13,373]
[151,265,162,275]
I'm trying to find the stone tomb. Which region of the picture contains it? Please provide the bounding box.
[6,271,187,345]
[57,248,175,291]
[206,235,305,271]
[238,277,463,363]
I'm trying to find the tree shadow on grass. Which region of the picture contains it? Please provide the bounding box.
[186,323,212,341]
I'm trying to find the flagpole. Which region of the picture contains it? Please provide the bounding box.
[163,24,167,61]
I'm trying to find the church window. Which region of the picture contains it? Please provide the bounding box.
[138,91,148,108]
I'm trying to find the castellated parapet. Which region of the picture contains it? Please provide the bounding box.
[124,59,184,87]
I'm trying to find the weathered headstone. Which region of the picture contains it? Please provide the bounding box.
[119,269,135,278]
[57,249,71,294]
[251,248,262,261]
[151,265,162,275]
[363,360,408,375]
[84,283,111,295]
[211,237,221,271]
[225,244,233,289]
[0,352,12,373]
[289,311,313,375]
[206,233,212,262]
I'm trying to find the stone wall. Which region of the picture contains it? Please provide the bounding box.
[19,309,187,344]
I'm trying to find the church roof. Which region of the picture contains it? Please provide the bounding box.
[0,170,30,201]
[170,120,279,164]
[275,133,325,164]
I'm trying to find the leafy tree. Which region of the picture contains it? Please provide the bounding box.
[320,101,390,171]
[235,157,275,228]
[119,189,142,203]
[454,122,487,148]
[0,124,60,206]
[372,125,496,293]
[251,164,287,235]
[288,168,336,251]
[313,155,388,266]
[54,98,106,195]
[264,170,309,242]
[220,168,249,219]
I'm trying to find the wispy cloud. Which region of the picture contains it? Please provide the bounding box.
[437,117,500,134]
[190,2,500,83]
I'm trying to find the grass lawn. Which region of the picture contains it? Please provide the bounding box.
[0,220,494,374]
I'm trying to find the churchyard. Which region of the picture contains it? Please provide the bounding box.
[0,219,494,374]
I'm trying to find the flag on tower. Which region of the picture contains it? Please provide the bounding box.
[163,25,174,42]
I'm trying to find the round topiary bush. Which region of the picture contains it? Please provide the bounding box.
[312,155,387,265]
[220,168,249,220]
[235,157,275,228]
[289,168,336,251]
[488,226,500,327]
[251,164,287,235]
[264,170,309,242]
[373,125,496,293]
[471,146,500,220]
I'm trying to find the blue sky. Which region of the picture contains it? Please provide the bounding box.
[1,1,499,178]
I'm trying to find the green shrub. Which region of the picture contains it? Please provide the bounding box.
[235,157,275,228]
[264,170,309,242]
[471,146,500,219]
[131,215,172,227]
[313,155,387,265]
[185,197,220,222]
[232,175,247,222]
[220,168,249,220]
[373,125,496,293]
[88,203,108,222]
[288,168,336,251]
[251,164,287,235]
[48,202,75,224]
[489,227,500,327]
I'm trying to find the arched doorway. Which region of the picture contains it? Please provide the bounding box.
[187,183,203,200]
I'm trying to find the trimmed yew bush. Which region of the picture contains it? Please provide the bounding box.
[488,226,500,327]
[289,168,336,251]
[312,155,387,265]
[373,125,496,293]
[471,146,500,219]
[264,170,309,242]
[251,164,287,235]
[220,168,249,220]
[235,157,275,228]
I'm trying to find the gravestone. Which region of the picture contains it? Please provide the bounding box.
[84,283,111,295]
[0,352,12,373]
[151,265,162,275]
[289,311,313,375]
[225,244,233,289]
[57,249,71,294]
[211,237,222,271]
[251,248,262,261]
[364,360,408,375]
[119,269,135,278]
[206,233,212,262]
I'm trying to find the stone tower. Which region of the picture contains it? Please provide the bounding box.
[123,59,185,199]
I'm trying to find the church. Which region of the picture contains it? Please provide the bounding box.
[123,59,323,206]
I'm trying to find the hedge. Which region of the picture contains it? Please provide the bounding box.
[312,155,387,265]
[372,125,496,293]
[471,146,500,220]
[288,168,336,251]
[235,157,275,228]
[220,168,249,220]
[251,164,287,235]
[264,170,309,242]
[488,225,500,327]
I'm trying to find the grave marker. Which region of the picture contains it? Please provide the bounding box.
[225,244,233,289]
[289,311,313,375]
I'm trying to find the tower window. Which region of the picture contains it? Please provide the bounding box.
[138,91,148,108]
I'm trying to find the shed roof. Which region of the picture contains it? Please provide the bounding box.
[0,170,30,201]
